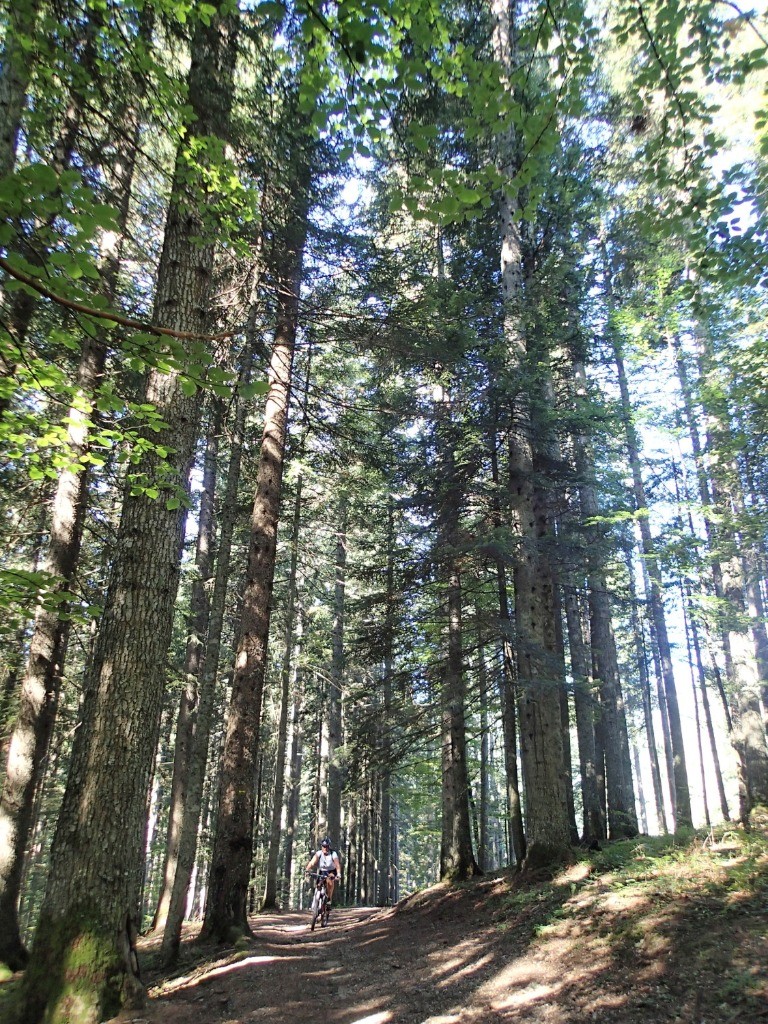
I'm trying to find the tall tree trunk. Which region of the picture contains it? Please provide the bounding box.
[152,397,222,936]
[326,496,347,847]
[563,584,604,843]
[675,330,768,727]
[346,797,358,906]
[553,589,579,845]
[282,630,305,909]
[672,461,732,825]
[1,3,114,414]
[278,349,313,909]
[570,340,637,839]
[731,480,768,753]
[0,21,145,970]
[611,329,692,828]
[366,780,376,900]
[0,0,42,176]
[698,369,768,815]
[743,562,768,737]
[202,158,310,942]
[718,544,768,817]
[0,342,106,971]
[680,578,711,827]
[160,324,258,965]
[436,388,478,881]
[376,497,395,905]
[262,472,303,909]
[672,334,743,818]
[587,583,638,838]
[18,14,238,1021]
[632,744,649,834]
[648,601,678,825]
[684,580,730,822]
[391,796,400,903]
[490,437,526,865]
[626,551,667,833]
[491,0,571,867]
[739,452,768,734]
[477,621,491,871]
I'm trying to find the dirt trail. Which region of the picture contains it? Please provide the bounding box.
[119,907,409,1024]
[111,858,767,1024]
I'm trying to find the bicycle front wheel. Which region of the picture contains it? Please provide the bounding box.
[310,894,320,931]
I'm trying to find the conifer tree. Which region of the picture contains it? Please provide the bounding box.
[18,8,240,1018]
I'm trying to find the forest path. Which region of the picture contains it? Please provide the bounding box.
[111,853,768,1024]
[121,906,434,1024]
[118,889,545,1024]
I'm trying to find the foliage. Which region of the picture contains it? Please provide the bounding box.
[2,0,768,1013]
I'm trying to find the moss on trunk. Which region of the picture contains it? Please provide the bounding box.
[18,908,142,1024]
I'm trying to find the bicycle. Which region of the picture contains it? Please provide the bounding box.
[307,871,331,931]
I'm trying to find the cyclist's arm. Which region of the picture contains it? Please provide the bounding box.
[333,853,342,878]
[305,852,318,873]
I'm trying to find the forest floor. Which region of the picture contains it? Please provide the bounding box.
[2,819,767,1024]
[110,818,768,1024]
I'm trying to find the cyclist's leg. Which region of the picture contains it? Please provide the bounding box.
[326,875,335,905]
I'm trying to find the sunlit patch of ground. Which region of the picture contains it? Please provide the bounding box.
[92,823,768,1024]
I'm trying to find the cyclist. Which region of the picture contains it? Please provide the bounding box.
[305,837,341,909]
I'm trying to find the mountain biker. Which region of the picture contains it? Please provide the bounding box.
[305,837,341,909]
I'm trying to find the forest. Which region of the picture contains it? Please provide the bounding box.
[0,0,767,1021]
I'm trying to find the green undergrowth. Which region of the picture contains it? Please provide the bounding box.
[489,816,768,934]
[588,817,768,901]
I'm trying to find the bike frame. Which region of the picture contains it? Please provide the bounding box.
[308,872,330,930]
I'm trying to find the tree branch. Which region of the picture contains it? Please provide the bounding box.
[0,257,239,342]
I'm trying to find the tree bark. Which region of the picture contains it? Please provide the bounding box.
[326,495,347,847]
[160,323,258,964]
[566,351,637,840]
[0,0,41,176]
[491,0,571,867]
[718,545,768,816]
[611,330,692,828]
[262,472,303,909]
[626,551,668,833]
[152,397,222,936]
[694,325,768,815]
[686,582,731,823]
[18,13,238,1021]
[490,439,526,865]
[436,386,478,881]
[553,589,580,845]
[563,584,604,843]
[202,162,310,941]
[282,625,305,909]
[0,10,149,973]
[0,18,149,966]
[376,496,396,905]
[477,622,491,871]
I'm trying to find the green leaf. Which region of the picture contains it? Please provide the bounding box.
[456,186,481,204]
[256,0,286,17]
[240,380,270,399]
